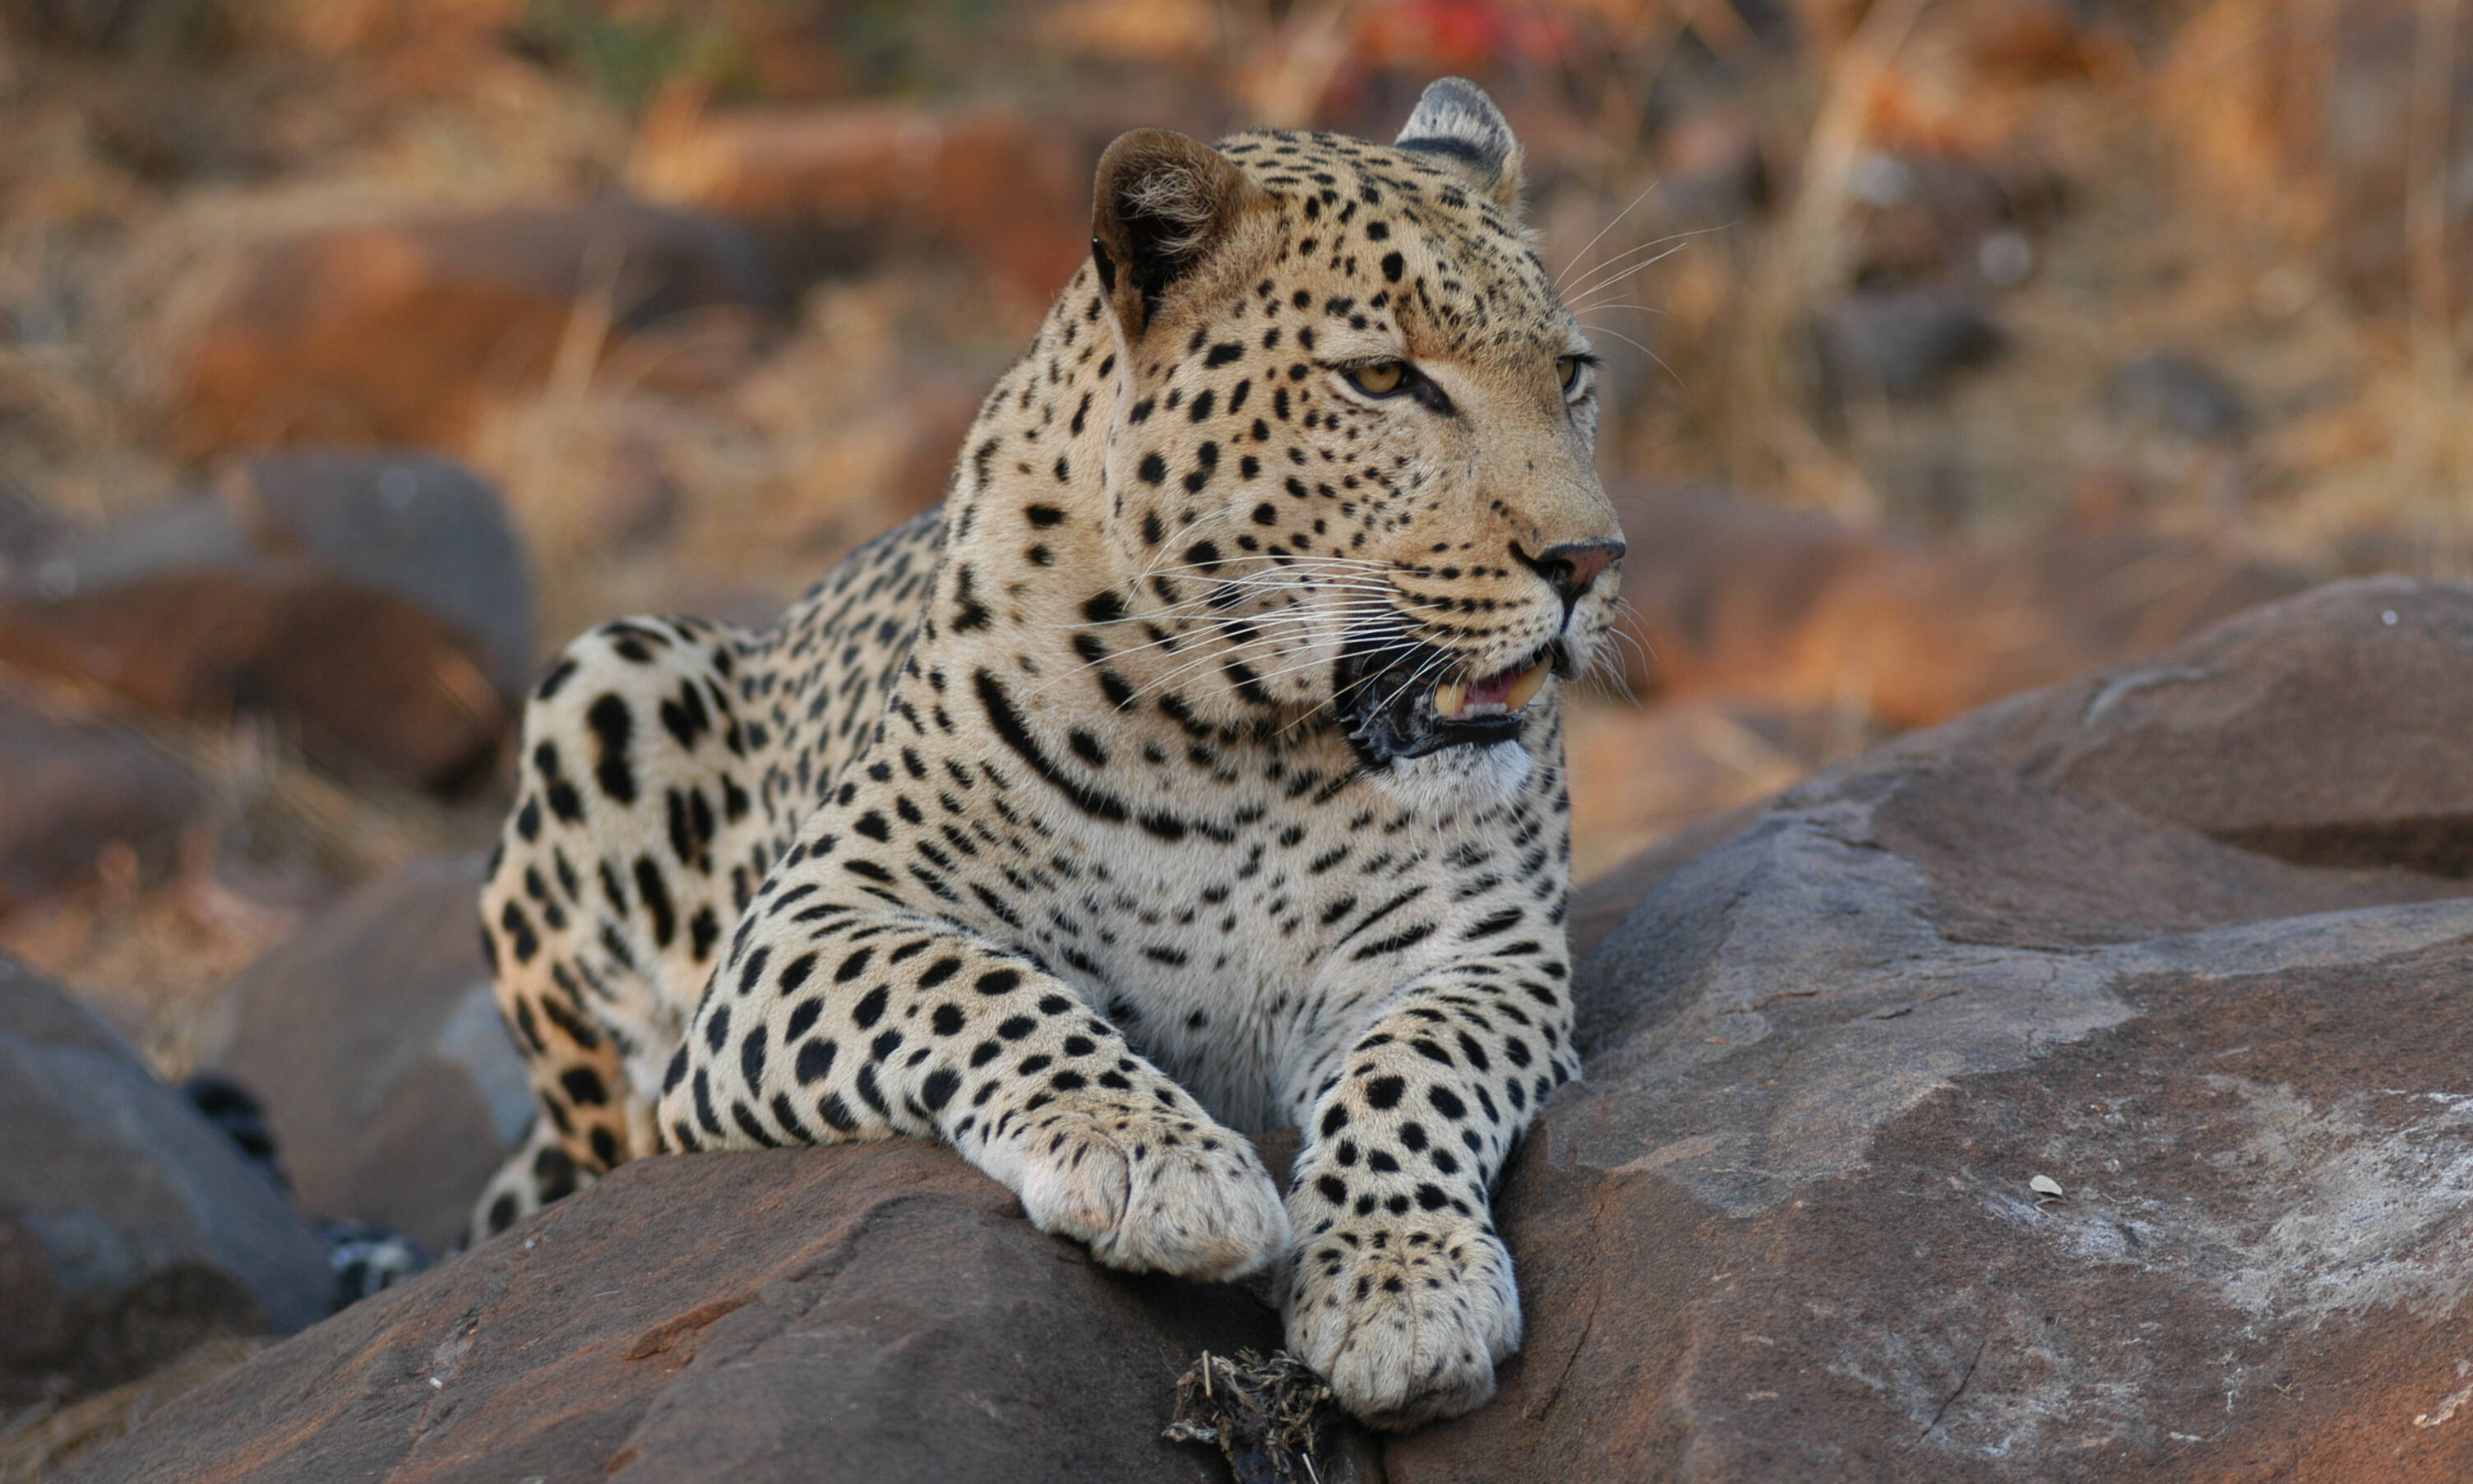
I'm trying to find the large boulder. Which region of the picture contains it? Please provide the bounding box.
[58,1142,1283,1483]
[1390,575,2473,1481]
[0,957,329,1409]
[0,451,534,790]
[170,198,779,455]
[58,576,2473,1481]
[193,856,529,1255]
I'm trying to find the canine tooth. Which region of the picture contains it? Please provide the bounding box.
[1435,680,1468,718]
[1505,661,1552,713]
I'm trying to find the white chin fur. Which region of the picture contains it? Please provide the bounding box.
[1375,740,1533,809]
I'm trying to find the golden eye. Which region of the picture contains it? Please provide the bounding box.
[1557,355,1582,391]
[1347,361,1408,396]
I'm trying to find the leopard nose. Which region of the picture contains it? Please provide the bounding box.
[1514,539,1625,605]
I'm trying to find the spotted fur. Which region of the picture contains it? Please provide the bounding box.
[474,78,1625,1428]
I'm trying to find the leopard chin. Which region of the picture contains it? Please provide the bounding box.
[1375,739,1537,808]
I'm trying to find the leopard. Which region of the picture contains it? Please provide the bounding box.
[471,77,1625,1430]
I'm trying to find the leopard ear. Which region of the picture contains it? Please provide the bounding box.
[1091,128,1258,342]
[1394,77,1523,212]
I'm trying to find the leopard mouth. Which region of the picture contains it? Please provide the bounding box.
[1335,640,1565,766]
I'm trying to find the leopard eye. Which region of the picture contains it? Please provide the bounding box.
[1557,355,1581,391]
[1347,361,1408,396]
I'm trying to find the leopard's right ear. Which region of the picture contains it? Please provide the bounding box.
[1091,128,1260,343]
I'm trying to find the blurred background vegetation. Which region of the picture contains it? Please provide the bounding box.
[0,0,2466,1068]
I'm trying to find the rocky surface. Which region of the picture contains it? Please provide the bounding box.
[0,451,532,789]
[0,958,328,1410]
[57,1142,1286,1484]
[1394,575,2473,1481]
[195,856,529,1255]
[58,576,2473,1481]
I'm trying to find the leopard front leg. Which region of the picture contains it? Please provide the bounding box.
[655,902,1288,1280]
[1283,959,1581,1428]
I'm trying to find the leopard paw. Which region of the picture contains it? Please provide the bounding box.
[985,1097,1289,1282]
[1283,1215,1521,1429]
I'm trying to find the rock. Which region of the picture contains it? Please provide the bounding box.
[228,451,537,705]
[192,856,526,1256]
[630,102,1088,302]
[1389,576,2473,1480]
[172,199,780,455]
[1609,486,2309,728]
[0,956,329,1409]
[1817,286,2004,399]
[62,1142,1285,1483]
[0,698,201,917]
[0,1335,264,1481]
[2106,351,2252,442]
[0,451,534,790]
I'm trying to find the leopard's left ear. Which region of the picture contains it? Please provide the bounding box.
[1394,77,1523,212]
[1092,128,1264,343]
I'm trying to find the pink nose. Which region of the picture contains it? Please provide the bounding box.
[1517,539,1625,604]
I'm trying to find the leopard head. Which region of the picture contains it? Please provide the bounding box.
[1085,79,1625,780]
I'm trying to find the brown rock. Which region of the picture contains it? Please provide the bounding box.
[62,1142,1283,1484]
[1390,576,2473,1480]
[0,699,201,917]
[195,857,527,1255]
[631,102,1087,301]
[0,453,534,790]
[1612,486,2309,728]
[0,957,329,1410]
[172,199,779,455]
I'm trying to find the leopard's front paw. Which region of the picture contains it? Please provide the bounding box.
[1283,1214,1522,1430]
[987,1095,1288,1282]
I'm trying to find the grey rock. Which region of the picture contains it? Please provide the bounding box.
[1818,288,2004,399]
[0,957,330,1408]
[196,856,529,1255]
[2106,351,2251,442]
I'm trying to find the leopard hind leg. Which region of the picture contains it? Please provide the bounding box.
[470,614,779,1245]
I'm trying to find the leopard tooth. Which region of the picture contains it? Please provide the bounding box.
[1505,660,1552,713]
[1434,680,1468,719]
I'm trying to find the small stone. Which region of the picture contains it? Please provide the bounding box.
[2106,351,2252,442]
[1817,288,2004,399]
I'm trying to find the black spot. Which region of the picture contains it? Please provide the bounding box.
[1366,1075,1406,1110]
[585,695,637,803]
